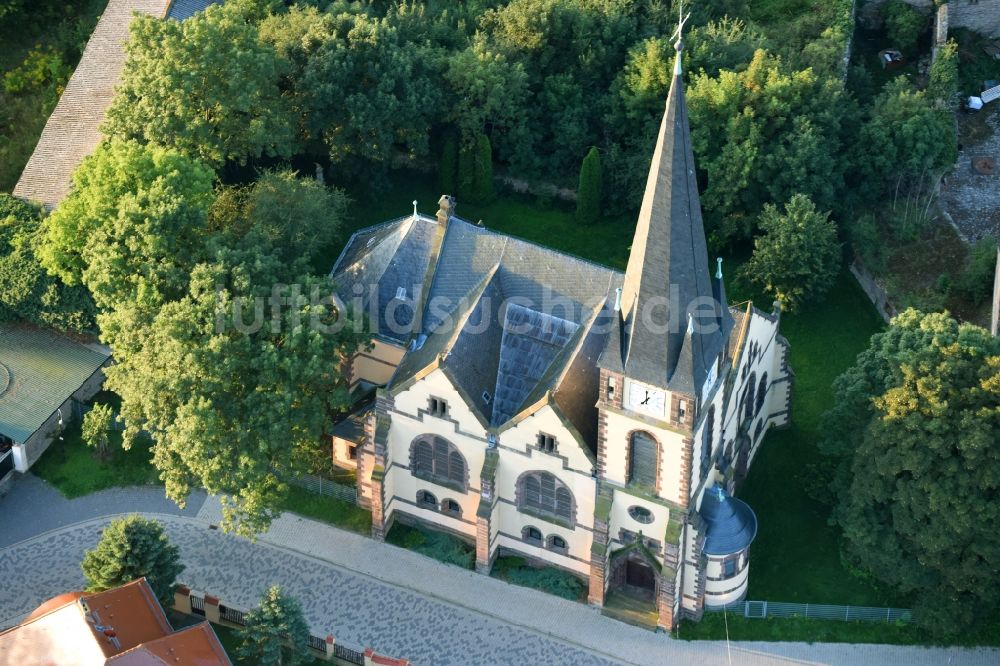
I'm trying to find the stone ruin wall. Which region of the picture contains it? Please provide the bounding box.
[868,0,1000,38]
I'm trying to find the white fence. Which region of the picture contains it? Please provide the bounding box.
[710,600,912,624]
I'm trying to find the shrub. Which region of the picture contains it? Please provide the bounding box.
[492,557,586,601]
[575,146,602,225]
[82,403,115,460]
[473,134,495,204]
[387,523,474,569]
[957,238,999,306]
[927,39,959,105]
[3,45,70,95]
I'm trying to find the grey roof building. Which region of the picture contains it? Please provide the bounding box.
[0,324,109,446]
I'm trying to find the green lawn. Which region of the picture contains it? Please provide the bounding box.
[317,169,633,274]
[0,1,108,192]
[32,392,161,497]
[278,485,372,535]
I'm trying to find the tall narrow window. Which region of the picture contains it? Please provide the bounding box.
[628,431,658,489]
[755,373,768,417]
[701,406,715,477]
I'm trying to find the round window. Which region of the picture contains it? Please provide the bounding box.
[628,505,653,524]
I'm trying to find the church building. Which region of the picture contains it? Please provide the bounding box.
[328,39,792,629]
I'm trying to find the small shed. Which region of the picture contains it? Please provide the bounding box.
[0,324,110,479]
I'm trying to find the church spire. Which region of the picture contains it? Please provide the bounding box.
[615,9,725,395]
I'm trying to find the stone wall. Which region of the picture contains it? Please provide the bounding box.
[870,0,1000,38]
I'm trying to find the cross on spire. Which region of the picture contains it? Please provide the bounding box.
[670,2,691,75]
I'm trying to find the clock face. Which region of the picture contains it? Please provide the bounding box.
[628,382,665,416]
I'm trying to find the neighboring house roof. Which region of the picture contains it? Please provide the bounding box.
[0,578,230,665]
[603,46,729,396]
[331,214,621,438]
[166,0,221,20]
[12,0,173,210]
[699,485,758,556]
[0,323,110,443]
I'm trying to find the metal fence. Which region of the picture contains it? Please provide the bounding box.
[288,472,358,505]
[187,591,366,661]
[334,643,365,665]
[710,600,912,624]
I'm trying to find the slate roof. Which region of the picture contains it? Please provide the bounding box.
[0,324,109,444]
[604,45,728,396]
[331,214,621,435]
[12,0,173,210]
[166,0,221,20]
[699,485,758,556]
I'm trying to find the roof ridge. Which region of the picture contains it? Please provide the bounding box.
[449,216,623,277]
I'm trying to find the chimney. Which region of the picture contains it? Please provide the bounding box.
[436,195,456,225]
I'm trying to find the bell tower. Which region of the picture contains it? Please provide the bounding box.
[590,11,735,630]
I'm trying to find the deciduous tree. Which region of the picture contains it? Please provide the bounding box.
[821,310,1000,636]
[82,403,114,460]
[81,515,184,607]
[741,194,840,312]
[104,2,296,167]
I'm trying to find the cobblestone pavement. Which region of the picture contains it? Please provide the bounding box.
[941,110,1000,241]
[2,484,999,665]
[0,473,205,548]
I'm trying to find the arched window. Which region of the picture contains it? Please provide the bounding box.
[522,526,543,545]
[628,431,658,489]
[441,498,461,517]
[547,535,568,553]
[700,405,715,477]
[755,373,768,417]
[417,490,437,509]
[410,435,467,490]
[517,471,575,523]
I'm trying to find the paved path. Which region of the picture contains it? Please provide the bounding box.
[1,478,998,665]
[0,473,205,548]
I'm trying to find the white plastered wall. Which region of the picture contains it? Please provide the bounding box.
[601,409,688,505]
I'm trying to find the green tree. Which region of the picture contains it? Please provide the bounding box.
[741,194,840,312]
[855,80,956,239]
[438,133,459,195]
[82,403,115,460]
[575,146,601,225]
[444,42,530,148]
[821,310,1000,636]
[106,258,368,535]
[209,170,349,269]
[81,515,184,607]
[472,134,495,204]
[882,0,928,54]
[237,585,311,666]
[104,2,296,167]
[686,50,851,243]
[39,140,215,317]
[0,195,95,331]
[457,143,476,202]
